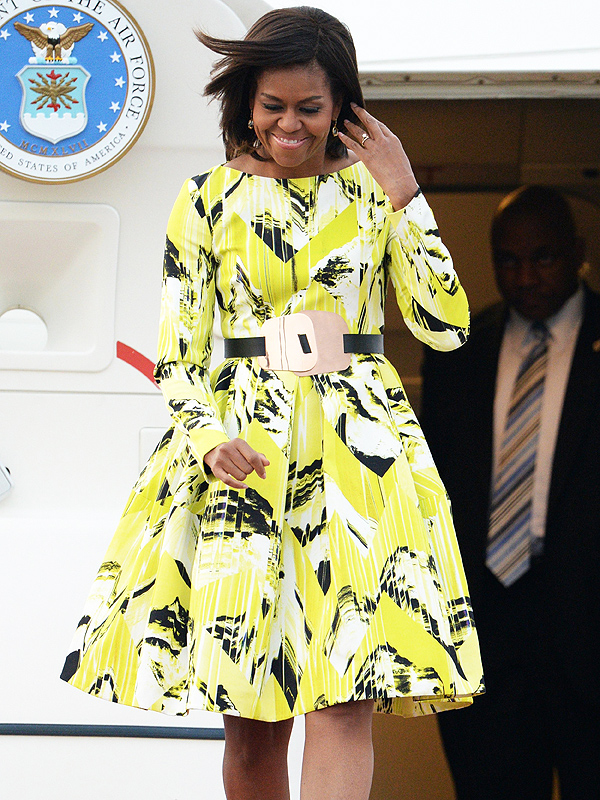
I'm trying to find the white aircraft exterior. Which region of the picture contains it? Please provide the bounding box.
[1,2,598,798]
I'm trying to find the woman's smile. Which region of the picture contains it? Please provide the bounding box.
[271,133,311,149]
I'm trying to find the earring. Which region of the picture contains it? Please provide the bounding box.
[331,120,339,137]
[248,117,254,129]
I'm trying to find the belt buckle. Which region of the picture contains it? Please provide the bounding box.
[257,311,351,375]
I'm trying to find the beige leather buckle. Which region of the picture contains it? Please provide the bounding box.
[257,311,351,376]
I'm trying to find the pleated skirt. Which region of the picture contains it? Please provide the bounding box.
[61,356,483,720]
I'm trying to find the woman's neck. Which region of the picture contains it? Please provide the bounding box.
[225,151,359,179]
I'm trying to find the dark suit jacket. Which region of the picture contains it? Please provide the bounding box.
[420,286,600,698]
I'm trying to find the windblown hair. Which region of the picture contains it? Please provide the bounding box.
[196,6,365,161]
[492,185,578,252]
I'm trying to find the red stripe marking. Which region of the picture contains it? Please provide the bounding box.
[116,341,159,387]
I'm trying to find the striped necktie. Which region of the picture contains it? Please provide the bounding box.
[487,322,550,587]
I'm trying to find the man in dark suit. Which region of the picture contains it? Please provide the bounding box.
[420,186,600,800]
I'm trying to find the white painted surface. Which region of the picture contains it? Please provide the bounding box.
[0,201,120,372]
[273,0,600,72]
[0,309,49,352]
[2,736,227,800]
[1,719,307,800]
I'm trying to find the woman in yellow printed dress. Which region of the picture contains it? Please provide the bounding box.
[61,7,483,799]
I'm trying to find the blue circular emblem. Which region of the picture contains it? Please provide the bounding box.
[0,1,154,183]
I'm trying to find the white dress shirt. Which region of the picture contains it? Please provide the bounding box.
[493,286,584,544]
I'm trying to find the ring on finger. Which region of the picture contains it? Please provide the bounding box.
[361,132,370,147]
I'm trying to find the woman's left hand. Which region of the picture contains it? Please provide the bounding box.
[338,103,419,211]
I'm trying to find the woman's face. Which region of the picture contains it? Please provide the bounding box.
[250,62,342,178]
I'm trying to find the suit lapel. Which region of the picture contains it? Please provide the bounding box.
[475,304,505,483]
[549,288,600,511]
[469,304,505,555]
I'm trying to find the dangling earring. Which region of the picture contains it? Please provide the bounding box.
[248,117,254,129]
[331,119,339,137]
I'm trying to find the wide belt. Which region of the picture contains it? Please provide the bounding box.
[223,333,384,358]
[223,311,383,376]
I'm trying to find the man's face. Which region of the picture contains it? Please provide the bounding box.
[493,213,580,322]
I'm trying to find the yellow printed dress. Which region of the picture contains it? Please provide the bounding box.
[61,162,484,721]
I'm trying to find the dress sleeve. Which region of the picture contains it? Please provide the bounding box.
[154,177,229,475]
[385,189,469,351]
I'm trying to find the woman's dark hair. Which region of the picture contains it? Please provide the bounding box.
[195,6,365,161]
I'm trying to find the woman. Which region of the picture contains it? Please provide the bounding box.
[62,7,483,799]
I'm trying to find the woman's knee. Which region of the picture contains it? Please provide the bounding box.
[305,700,374,736]
[224,716,294,765]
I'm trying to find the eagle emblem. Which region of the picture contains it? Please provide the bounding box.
[14,21,94,63]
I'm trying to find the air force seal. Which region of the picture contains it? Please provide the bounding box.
[0,1,155,183]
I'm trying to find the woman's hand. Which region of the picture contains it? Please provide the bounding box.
[203,438,270,490]
[338,103,419,211]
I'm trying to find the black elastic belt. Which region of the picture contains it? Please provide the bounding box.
[224,336,267,358]
[224,333,384,359]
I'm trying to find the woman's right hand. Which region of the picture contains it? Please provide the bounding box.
[203,438,270,490]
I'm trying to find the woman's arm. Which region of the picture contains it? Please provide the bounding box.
[338,104,469,351]
[154,176,230,478]
[385,191,470,352]
[155,175,269,489]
